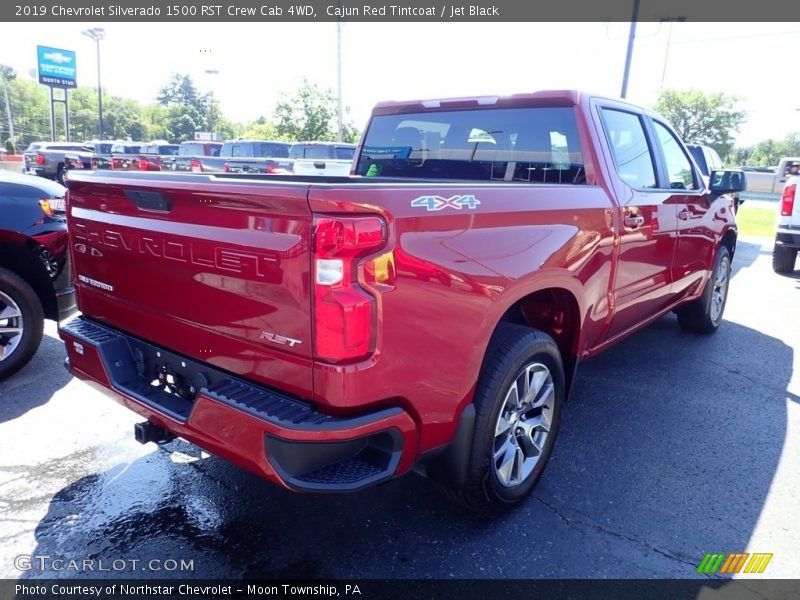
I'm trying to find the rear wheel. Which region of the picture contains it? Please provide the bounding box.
[445,324,564,514]
[772,244,797,274]
[56,164,66,186]
[0,266,44,381]
[677,245,731,334]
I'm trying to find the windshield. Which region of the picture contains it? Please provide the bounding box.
[355,106,586,183]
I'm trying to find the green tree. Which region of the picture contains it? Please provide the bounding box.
[242,117,286,141]
[157,73,218,133]
[163,104,205,143]
[740,133,800,166]
[273,79,359,142]
[1,65,18,145]
[653,90,746,160]
[5,78,50,146]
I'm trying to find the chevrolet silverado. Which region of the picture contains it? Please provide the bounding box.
[59,91,743,512]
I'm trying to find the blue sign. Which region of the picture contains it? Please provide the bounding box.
[37,45,77,88]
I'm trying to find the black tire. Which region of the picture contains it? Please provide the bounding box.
[56,164,66,186]
[445,323,565,515]
[677,245,731,334]
[0,266,45,381]
[772,245,797,274]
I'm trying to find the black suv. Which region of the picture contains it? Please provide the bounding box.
[0,172,76,380]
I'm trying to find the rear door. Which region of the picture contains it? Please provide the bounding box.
[67,173,315,397]
[598,107,678,339]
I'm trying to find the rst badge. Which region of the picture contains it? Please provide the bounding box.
[411,195,481,212]
[259,331,302,348]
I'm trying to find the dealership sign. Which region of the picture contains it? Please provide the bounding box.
[37,45,77,88]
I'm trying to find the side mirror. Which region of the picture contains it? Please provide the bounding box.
[709,169,746,194]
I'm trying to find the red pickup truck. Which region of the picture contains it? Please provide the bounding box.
[59,91,743,512]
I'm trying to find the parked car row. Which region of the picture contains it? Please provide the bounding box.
[44,139,358,180]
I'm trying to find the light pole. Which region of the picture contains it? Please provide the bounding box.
[82,27,105,140]
[204,68,219,138]
[620,0,640,99]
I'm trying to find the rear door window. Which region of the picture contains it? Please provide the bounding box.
[599,108,657,189]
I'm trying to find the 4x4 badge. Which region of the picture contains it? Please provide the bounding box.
[411,195,480,212]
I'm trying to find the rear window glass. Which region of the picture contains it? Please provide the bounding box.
[96,143,114,154]
[289,144,329,159]
[335,146,356,160]
[157,145,179,155]
[179,143,204,156]
[179,143,221,156]
[257,143,290,158]
[112,144,142,154]
[355,107,586,183]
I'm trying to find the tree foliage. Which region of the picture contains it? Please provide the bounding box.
[653,90,746,160]
[157,73,220,138]
[0,71,366,148]
[242,117,287,141]
[731,133,800,167]
[273,79,359,143]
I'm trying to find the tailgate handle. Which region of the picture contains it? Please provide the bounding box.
[125,189,171,212]
[314,161,326,169]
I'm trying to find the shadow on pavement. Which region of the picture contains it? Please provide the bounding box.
[0,333,71,423]
[22,316,794,579]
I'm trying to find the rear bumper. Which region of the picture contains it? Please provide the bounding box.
[775,226,800,249]
[59,317,418,492]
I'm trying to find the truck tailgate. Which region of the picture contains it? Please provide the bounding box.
[66,172,314,398]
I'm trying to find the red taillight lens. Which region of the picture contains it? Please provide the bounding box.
[138,158,149,171]
[36,153,45,165]
[90,158,97,169]
[313,216,387,362]
[223,164,230,173]
[190,159,202,173]
[781,183,796,217]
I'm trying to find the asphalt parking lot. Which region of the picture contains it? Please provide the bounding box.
[1,235,798,580]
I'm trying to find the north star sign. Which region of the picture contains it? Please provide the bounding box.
[37,45,77,88]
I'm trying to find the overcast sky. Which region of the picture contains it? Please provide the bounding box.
[1,22,799,146]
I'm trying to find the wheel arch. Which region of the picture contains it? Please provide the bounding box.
[483,280,585,401]
[0,230,58,320]
[721,226,737,259]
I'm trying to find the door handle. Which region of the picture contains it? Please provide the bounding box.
[678,209,692,220]
[623,214,645,229]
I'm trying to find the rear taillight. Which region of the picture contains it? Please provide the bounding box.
[313,216,387,362]
[223,164,230,173]
[90,158,97,169]
[190,159,202,173]
[138,158,149,171]
[781,183,796,217]
[36,153,45,165]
